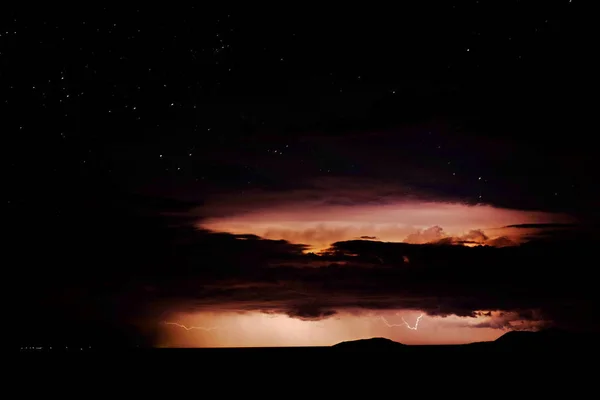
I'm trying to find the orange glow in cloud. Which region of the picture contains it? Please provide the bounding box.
[157,309,526,348]
[197,200,571,251]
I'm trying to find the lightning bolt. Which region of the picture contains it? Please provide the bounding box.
[162,322,219,331]
[380,313,424,330]
[401,313,424,330]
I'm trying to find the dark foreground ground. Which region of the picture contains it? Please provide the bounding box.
[15,333,600,385]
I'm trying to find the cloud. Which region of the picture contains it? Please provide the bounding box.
[195,176,574,250]
[284,304,338,321]
[404,226,445,244]
[461,229,489,242]
[469,310,550,331]
[485,236,517,247]
[360,236,378,240]
[134,230,600,336]
[403,226,514,247]
[503,223,578,229]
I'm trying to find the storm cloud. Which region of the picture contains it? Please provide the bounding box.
[10,191,599,347]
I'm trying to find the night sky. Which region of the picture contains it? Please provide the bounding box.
[6,2,599,348]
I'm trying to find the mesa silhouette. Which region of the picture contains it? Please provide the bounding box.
[333,329,600,353]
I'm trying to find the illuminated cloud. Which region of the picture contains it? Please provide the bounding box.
[196,180,572,250]
[404,225,446,244]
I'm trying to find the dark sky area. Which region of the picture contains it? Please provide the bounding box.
[4,2,599,348]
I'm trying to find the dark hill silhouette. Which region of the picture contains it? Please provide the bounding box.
[494,330,539,344]
[332,337,406,351]
[491,328,600,351]
[333,329,600,353]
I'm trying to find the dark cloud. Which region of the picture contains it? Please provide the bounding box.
[359,236,378,240]
[161,233,599,334]
[469,310,549,331]
[192,176,447,219]
[504,223,578,229]
[483,236,516,247]
[518,223,599,245]
[285,305,338,321]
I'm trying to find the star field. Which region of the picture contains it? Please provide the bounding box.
[4,2,594,221]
